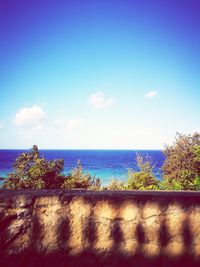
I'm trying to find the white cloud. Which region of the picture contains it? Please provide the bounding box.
[89,92,115,109]
[0,123,3,129]
[55,117,83,135]
[145,91,158,99]
[13,105,46,130]
[67,118,83,131]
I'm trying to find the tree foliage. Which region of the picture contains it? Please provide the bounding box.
[105,179,126,190]
[2,146,101,190]
[62,160,101,190]
[162,132,200,190]
[126,153,160,190]
[2,133,200,191]
[2,145,65,189]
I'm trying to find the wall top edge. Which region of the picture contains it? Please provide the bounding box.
[0,189,200,198]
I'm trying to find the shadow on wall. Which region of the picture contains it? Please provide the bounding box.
[0,190,200,267]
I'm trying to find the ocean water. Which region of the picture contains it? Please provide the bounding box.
[0,149,165,185]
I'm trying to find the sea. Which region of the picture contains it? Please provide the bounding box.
[0,150,165,185]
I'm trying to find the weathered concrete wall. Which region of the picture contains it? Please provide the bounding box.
[1,190,200,267]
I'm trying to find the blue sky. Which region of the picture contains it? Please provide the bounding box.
[0,0,200,149]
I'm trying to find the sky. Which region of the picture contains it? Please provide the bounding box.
[0,0,200,149]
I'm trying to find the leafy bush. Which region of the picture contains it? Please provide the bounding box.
[162,133,200,190]
[2,133,200,191]
[2,145,65,189]
[193,145,200,170]
[62,160,101,190]
[2,147,102,190]
[126,154,160,190]
[105,179,126,190]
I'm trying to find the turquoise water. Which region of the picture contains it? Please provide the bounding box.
[0,149,165,185]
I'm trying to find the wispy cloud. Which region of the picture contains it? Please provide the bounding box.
[144,91,158,99]
[54,117,84,136]
[13,105,46,130]
[0,123,3,129]
[89,92,115,109]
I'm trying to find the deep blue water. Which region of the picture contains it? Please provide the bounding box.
[0,150,165,185]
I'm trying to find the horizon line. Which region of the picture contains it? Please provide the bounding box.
[0,147,163,151]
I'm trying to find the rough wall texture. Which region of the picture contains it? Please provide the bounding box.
[1,190,200,267]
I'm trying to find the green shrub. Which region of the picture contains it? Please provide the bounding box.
[162,133,200,190]
[2,147,101,190]
[126,153,160,190]
[62,160,101,190]
[2,145,65,189]
[105,179,126,190]
[127,170,160,190]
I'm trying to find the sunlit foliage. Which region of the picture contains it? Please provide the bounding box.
[126,154,160,190]
[162,132,200,190]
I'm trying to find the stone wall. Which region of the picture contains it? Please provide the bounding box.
[1,190,200,267]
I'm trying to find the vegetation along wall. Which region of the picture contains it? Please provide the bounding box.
[1,190,200,267]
